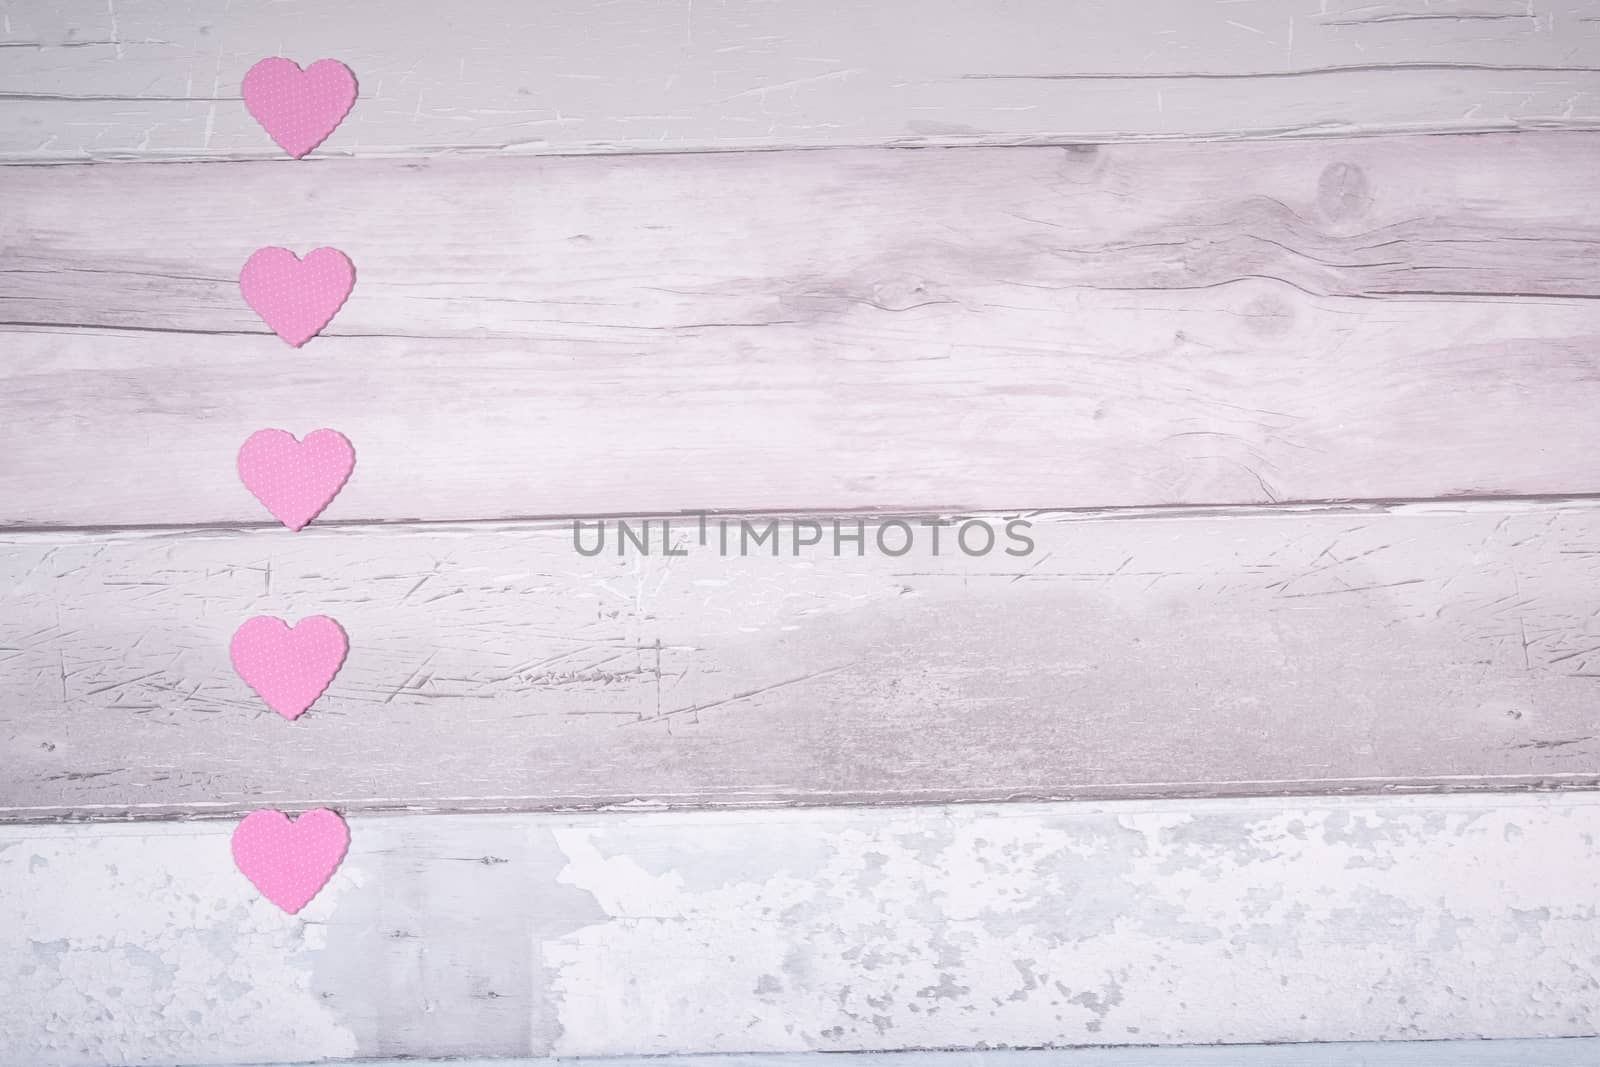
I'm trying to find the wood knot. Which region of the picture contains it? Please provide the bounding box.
[1057,143,1105,184]
[1240,292,1295,337]
[1317,161,1373,223]
[868,275,942,313]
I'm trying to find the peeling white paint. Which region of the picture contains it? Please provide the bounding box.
[5,793,1600,1065]
[542,799,1600,1054]
[262,1045,1600,1067]
[2,826,359,1066]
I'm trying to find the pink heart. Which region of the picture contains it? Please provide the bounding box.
[240,247,355,347]
[242,58,357,159]
[232,808,350,914]
[238,428,355,531]
[230,615,349,720]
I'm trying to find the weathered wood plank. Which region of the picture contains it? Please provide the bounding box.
[264,1047,1600,1067]
[5,134,1600,527]
[4,0,1599,162]
[5,500,1599,821]
[7,795,1600,1064]
[262,1048,1600,1067]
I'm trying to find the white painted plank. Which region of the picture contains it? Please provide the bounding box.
[6,134,1600,526]
[6,794,1600,1064]
[5,499,1599,820]
[262,1045,1600,1067]
[3,0,1599,162]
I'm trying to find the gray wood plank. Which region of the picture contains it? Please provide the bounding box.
[7,795,1600,1063]
[5,133,1600,527]
[5,500,1599,822]
[4,0,1599,162]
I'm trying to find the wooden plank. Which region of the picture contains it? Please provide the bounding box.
[5,133,1600,527]
[260,1046,1600,1067]
[5,499,1599,822]
[7,794,1600,1064]
[3,0,1599,162]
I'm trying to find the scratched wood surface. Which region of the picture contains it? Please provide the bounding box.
[4,0,1600,163]
[6,132,1600,527]
[6,499,1599,822]
[9,3,1600,1062]
[7,795,1600,1065]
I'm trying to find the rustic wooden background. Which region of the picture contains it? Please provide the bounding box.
[4,0,1600,1064]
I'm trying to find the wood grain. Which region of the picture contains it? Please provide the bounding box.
[4,0,1599,162]
[10,6,1600,1061]
[5,133,1600,527]
[7,795,1600,1063]
[6,499,1599,822]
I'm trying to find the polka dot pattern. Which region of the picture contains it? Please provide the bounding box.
[240,246,356,347]
[232,808,350,914]
[230,614,349,720]
[237,427,355,531]
[242,57,358,159]
[232,58,361,918]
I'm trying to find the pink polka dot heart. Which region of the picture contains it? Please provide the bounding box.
[238,428,355,531]
[242,57,358,159]
[232,808,350,914]
[240,247,356,347]
[230,615,349,721]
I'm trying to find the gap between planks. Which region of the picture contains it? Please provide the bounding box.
[5,492,1600,538]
